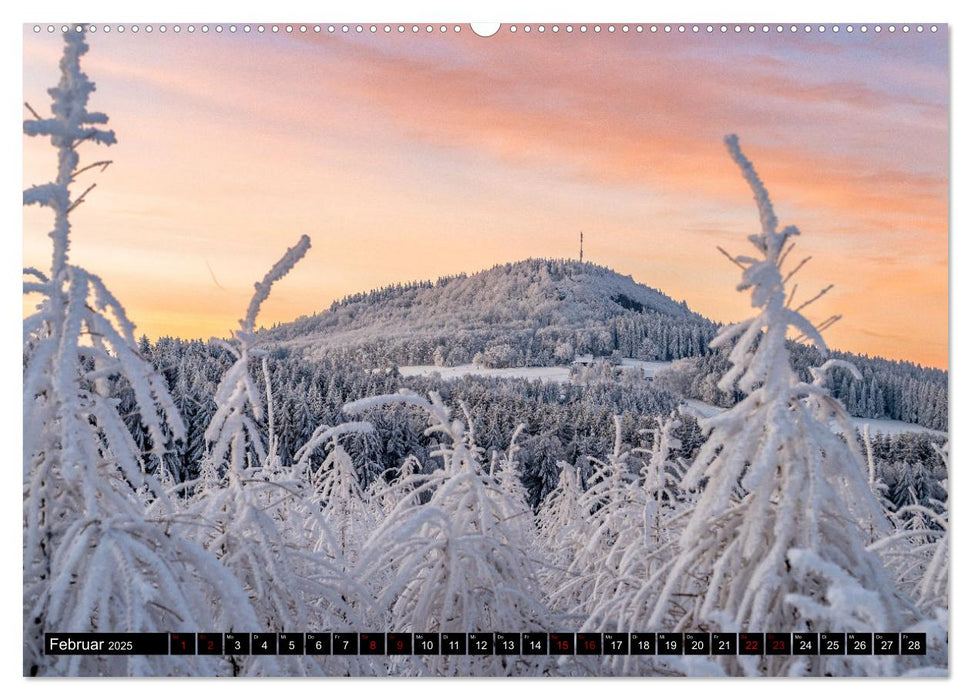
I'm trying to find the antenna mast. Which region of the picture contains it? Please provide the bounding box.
[580,231,584,263]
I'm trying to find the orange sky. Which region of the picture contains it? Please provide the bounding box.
[22,25,948,368]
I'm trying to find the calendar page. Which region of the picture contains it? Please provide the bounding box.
[22,20,948,678]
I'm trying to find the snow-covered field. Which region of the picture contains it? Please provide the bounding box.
[848,416,948,437]
[399,363,573,382]
[684,399,945,438]
[399,358,671,382]
[618,358,673,377]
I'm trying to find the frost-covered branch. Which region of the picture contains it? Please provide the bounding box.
[241,234,311,334]
[203,235,312,479]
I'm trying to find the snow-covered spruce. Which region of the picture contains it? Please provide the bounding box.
[546,416,638,622]
[541,413,690,676]
[294,422,378,567]
[644,135,921,676]
[869,441,948,621]
[180,236,382,675]
[200,234,310,483]
[22,28,258,676]
[347,390,554,676]
[584,413,689,628]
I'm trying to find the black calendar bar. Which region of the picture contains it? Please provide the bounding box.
[441,632,467,654]
[225,632,249,655]
[279,633,304,655]
[42,631,926,655]
[333,632,358,655]
[901,633,926,655]
[170,632,195,655]
[359,633,385,655]
[821,632,846,655]
[413,632,439,654]
[630,632,656,655]
[658,632,683,655]
[712,632,736,655]
[793,632,818,655]
[684,632,710,655]
[874,633,899,655]
[523,633,548,655]
[45,633,169,655]
[306,633,330,655]
[739,632,764,655]
[252,632,276,655]
[766,633,791,655]
[469,633,495,654]
[550,633,575,655]
[847,633,873,655]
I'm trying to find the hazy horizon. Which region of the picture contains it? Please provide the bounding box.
[23,24,948,368]
[135,254,951,372]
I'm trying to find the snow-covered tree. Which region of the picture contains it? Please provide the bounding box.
[348,390,551,675]
[294,422,377,566]
[545,416,635,619]
[180,237,385,675]
[199,235,310,483]
[578,414,686,637]
[645,135,917,675]
[23,28,259,676]
[639,412,686,548]
[870,442,948,617]
[489,424,537,548]
[860,424,894,522]
[535,460,588,573]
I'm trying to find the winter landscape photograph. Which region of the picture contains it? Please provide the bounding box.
[21,22,948,678]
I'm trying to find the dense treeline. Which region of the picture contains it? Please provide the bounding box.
[655,342,947,431]
[132,336,946,512]
[137,338,688,505]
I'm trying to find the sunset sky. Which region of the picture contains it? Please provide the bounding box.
[22,24,948,368]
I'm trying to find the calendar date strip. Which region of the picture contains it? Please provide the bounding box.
[45,631,927,656]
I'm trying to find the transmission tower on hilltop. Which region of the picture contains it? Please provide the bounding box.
[579,231,584,263]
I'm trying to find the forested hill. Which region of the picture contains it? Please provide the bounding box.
[265,258,718,367]
[257,257,945,431]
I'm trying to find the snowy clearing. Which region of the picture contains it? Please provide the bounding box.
[398,358,672,383]
[683,399,945,438]
[399,363,572,382]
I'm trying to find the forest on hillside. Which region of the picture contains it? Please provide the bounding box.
[136,337,947,511]
[264,259,947,432]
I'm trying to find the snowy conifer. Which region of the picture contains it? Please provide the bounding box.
[580,414,686,646]
[870,443,948,617]
[294,423,377,566]
[645,135,915,675]
[22,28,260,676]
[348,390,551,675]
[182,237,373,663]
